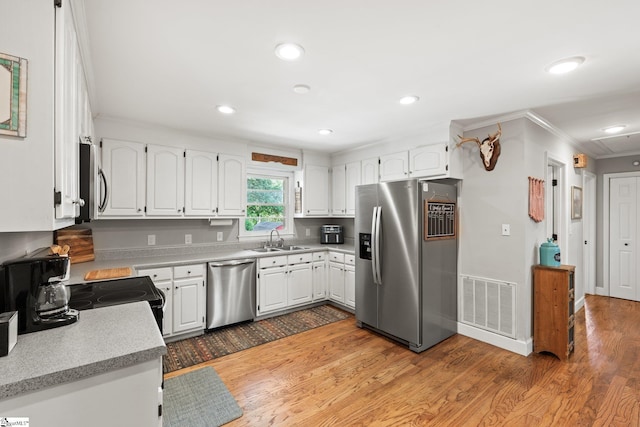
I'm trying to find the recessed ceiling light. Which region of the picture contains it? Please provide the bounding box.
[275,43,304,61]
[318,129,333,135]
[603,125,626,134]
[216,105,236,114]
[545,56,585,74]
[399,95,420,105]
[293,84,311,94]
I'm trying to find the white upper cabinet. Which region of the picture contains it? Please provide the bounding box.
[379,152,409,182]
[54,1,83,220]
[361,157,379,185]
[146,144,185,216]
[99,139,146,217]
[409,144,449,178]
[379,143,460,182]
[302,164,330,216]
[217,154,246,216]
[184,150,218,216]
[345,161,361,216]
[331,164,346,215]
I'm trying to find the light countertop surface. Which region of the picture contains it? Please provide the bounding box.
[0,302,166,399]
[68,243,355,284]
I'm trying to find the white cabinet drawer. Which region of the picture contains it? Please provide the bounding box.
[258,255,288,268]
[312,252,326,261]
[137,267,172,282]
[287,253,312,265]
[174,264,204,279]
[345,254,355,266]
[329,252,345,263]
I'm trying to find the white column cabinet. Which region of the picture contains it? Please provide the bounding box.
[146,144,185,216]
[184,149,218,216]
[218,154,246,216]
[100,139,146,216]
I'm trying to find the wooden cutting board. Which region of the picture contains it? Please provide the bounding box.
[84,267,132,281]
[54,227,95,264]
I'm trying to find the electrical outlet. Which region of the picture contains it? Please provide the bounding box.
[147,234,156,246]
[185,234,192,244]
[305,228,310,237]
[501,224,510,236]
[217,231,223,242]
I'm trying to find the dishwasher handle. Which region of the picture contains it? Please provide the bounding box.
[208,259,255,268]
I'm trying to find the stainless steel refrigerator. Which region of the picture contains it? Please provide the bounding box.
[355,179,458,352]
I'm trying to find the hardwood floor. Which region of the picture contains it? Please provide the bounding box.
[165,295,640,426]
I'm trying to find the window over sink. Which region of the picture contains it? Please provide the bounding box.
[241,170,294,239]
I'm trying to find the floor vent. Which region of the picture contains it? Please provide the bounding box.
[461,275,516,338]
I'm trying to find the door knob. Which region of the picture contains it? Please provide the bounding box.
[624,243,629,246]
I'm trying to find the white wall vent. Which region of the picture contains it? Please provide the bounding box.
[461,275,516,338]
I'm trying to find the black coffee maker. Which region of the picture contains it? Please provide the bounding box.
[0,256,79,334]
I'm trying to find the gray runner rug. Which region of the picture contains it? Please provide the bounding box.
[164,367,242,427]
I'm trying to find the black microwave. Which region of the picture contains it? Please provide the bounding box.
[76,140,102,223]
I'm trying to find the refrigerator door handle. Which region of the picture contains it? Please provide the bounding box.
[371,206,379,285]
[374,205,382,285]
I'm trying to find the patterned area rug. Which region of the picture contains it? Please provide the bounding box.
[164,304,351,373]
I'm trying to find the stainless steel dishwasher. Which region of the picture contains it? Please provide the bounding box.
[207,259,256,329]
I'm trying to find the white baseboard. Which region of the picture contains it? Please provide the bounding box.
[457,322,532,356]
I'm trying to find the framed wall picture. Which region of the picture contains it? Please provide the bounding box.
[0,52,28,137]
[571,186,582,220]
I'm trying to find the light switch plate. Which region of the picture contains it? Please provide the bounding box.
[501,224,510,236]
[217,231,223,241]
[147,234,156,246]
[305,228,310,237]
[185,234,192,244]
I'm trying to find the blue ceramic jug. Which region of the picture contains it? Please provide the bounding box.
[540,238,561,267]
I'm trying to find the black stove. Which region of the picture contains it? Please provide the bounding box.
[68,276,164,333]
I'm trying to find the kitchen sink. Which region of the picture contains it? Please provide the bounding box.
[251,247,283,253]
[250,245,310,253]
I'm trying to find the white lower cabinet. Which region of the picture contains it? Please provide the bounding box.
[328,252,355,309]
[312,252,327,300]
[344,255,356,309]
[137,264,205,338]
[258,259,288,315]
[257,253,314,315]
[329,262,345,303]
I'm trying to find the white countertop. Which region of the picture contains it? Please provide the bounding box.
[0,302,166,399]
[68,243,355,284]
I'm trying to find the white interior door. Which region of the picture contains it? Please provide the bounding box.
[609,176,639,301]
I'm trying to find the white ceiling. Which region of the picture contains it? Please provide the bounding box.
[81,0,640,158]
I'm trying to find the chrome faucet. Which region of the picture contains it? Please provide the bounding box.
[269,228,283,248]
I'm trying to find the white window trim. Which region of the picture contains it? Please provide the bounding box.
[238,169,295,241]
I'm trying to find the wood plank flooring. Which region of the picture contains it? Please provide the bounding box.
[165,295,640,426]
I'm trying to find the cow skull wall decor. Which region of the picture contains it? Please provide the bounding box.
[456,123,502,171]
